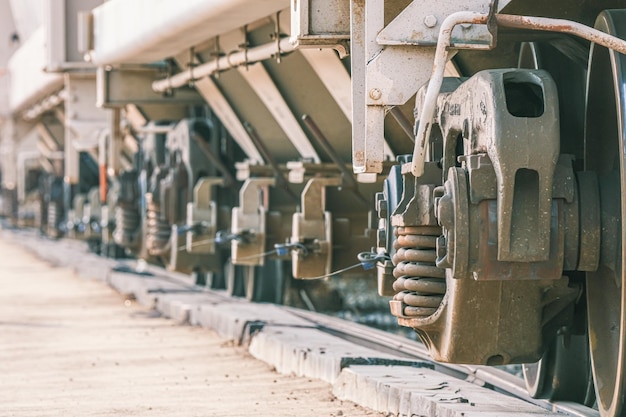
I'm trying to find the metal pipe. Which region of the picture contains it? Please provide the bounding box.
[134,126,175,135]
[411,11,626,178]
[496,14,626,54]
[389,107,415,142]
[301,114,369,207]
[152,38,295,93]
[411,11,489,177]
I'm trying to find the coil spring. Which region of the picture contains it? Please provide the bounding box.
[145,194,171,255]
[47,202,60,229]
[113,206,140,248]
[392,226,446,317]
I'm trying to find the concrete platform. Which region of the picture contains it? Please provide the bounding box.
[3,230,566,417]
[0,231,379,417]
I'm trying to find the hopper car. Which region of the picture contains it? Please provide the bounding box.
[2,0,626,415]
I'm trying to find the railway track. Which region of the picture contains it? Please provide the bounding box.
[2,226,599,417]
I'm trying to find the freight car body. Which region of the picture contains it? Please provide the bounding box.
[2,1,626,416]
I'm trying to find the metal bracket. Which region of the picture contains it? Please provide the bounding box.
[434,69,559,262]
[353,0,508,174]
[186,177,224,254]
[290,0,350,58]
[291,176,341,278]
[96,66,203,108]
[376,0,495,47]
[231,177,276,266]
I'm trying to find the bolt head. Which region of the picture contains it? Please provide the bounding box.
[424,15,438,28]
[369,88,382,101]
[377,228,387,248]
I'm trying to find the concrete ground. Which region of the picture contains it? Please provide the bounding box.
[0,236,382,417]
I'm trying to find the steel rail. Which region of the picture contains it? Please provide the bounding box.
[7,228,598,417]
[284,307,599,417]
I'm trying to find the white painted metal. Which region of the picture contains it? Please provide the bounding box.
[44,0,103,71]
[7,27,64,115]
[351,0,509,173]
[237,63,320,163]
[152,38,296,93]
[300,46,395,161]
[89,0,289,65]
[8,0,43,42]
[350,0,367,174]
[290,0,349,57]
[192,77,264,164]
[360,0,386,174]
[22,90,67,121]
[376,0,495,47]
[412,11,489,177]
[64,74,109,184]
[299,49,352,121]
[0,0,19,119]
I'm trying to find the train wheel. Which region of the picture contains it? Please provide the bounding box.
[585,10,626,417]
[245,260,286,304]
[225,259,249,297]
[225,259,286,304]
[522,333,594,403]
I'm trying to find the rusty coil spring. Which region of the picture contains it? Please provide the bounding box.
[113,206,140,248]
[47,202,60,229]
[145,194,171,255]
[392,226,446,317]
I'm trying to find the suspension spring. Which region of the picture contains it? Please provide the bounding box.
[392,226,446,317]
[47,202,60,230]
[145,193,171,255]
[113,170,141,249]
[113,206,140,248]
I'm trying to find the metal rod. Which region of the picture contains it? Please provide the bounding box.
[301,114,369,207]
[411,10,626,178]
[152,38,295,93]
[496,14,626,54]
[389,107,415,142]
[134,126,175,135]
[191,132,237,188]
[243,122,299,203]
[411,11,490,178]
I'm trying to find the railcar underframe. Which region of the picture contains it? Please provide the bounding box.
[2,0,626,415]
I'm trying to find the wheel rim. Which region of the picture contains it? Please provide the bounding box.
[225,258,247,297]
[520,40,594,404]
[523,333,594,403]
[585,10,626,417]
[522,356,546,398]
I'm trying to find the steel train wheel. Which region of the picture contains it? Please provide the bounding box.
[225,259,286,304]
[519,41,594,404]
[522,333,594,403]
[585,10,626,417]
